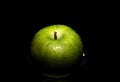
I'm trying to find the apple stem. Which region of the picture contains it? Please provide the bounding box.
[54,31,57,40]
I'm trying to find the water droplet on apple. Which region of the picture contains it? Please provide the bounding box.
[83,53,85,56]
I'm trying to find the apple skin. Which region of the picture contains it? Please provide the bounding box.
[31,24,83,76]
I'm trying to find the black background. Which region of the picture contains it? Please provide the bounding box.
[2,4,115,81]
[20,13,100,81]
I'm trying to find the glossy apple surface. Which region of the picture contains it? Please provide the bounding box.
[31,24,83,77]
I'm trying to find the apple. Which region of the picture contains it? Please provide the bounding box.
[31,24,83,78]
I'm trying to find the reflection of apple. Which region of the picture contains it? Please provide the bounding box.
[31,24,83,78]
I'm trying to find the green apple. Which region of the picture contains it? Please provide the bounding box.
[31,24,83,77]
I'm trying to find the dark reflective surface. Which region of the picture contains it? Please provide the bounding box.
[24,53,93,81]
